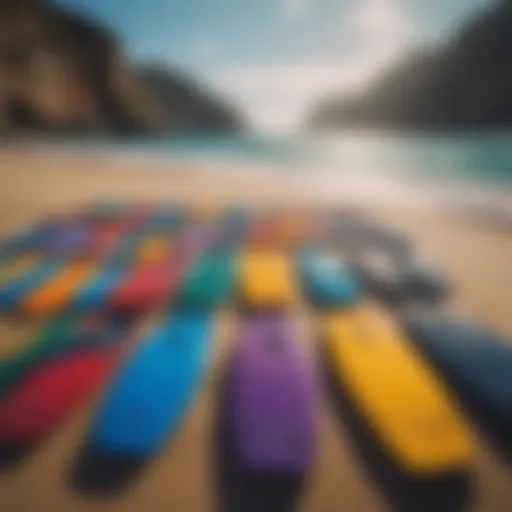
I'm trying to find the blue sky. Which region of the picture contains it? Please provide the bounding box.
[57,0,494,130]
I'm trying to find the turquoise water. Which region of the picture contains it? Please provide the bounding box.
[318,133,512,188]
[66,132,512,188]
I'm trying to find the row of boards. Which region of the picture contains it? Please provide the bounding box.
[0,309,472,473]
[2,304,510,499]
[1,263,510,472]
[0,252,357,316]
[0,203,510,504]
[0,221,366,316]
[0,202,328,265]
[0,201,428,317]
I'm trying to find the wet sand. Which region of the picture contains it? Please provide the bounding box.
[0,149,510,512]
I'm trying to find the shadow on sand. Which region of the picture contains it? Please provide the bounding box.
[0,442,32,471]
[69,439,148,497]
[318,341,473,512]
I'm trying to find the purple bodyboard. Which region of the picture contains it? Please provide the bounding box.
[46,223,93,257]
[229,315,316,474]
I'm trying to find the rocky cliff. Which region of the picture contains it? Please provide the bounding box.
[139,66,242,132]
[308,0,512,131]
[0,0,241,136]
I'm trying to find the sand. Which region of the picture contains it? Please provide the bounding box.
[0,148,510,512]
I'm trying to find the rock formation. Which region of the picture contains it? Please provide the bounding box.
[308,0,512,131]
[0,0,241,136]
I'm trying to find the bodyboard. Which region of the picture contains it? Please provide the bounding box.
[322,305,472,475]
[90,312,213,457]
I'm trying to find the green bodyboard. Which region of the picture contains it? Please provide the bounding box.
[177,252,237,309]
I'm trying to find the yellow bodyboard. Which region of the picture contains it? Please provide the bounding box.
[238,250,299,308]
[322,305,472,475]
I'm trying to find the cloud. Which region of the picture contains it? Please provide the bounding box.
[351,0,413,67]
[212,0,417,130]
[281,0,310,23]
[354,0,411,36]
[214,63,375,97]
[213,61,379,130]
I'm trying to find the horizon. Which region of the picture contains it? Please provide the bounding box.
[57,0,494,131]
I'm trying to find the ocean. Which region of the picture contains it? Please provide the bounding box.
[63,131,512,187]
[40,131,512,220]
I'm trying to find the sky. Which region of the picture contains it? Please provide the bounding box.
[57,0,495,131]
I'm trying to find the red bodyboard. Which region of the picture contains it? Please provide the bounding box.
[110,258,185,313]
[0,350,119,444]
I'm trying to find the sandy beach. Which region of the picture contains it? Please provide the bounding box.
[0,148,510,512]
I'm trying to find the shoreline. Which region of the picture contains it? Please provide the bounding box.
[1,146,511,233]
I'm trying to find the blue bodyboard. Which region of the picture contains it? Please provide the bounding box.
[298,250,361,307]
[90,312,213,457]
